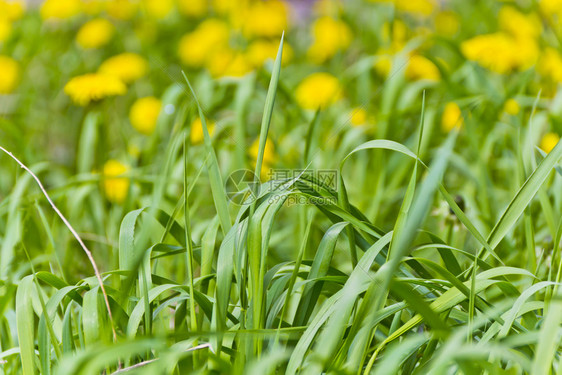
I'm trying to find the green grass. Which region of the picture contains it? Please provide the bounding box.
[2,57,562,372]
[1,2,562,375]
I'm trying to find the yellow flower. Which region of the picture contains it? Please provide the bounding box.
[177,0,206,17]
[142,0,173,19]
[41,0,82,20]
[0,0,25,21]
[129,97,162,135]
[250,137,275,166]
[461,33,538,74]
[538,48,562,83]
[368,0,434,15]
[190,117,216,144]
[441,102,463,132]
[540,132,560,153]
[246,39,293,67]
[499,7,541,40]
[405,54,440,81]
[0,55,19,94]
[504,99,520,115]
[99,53,148,84]
[103,160,130,204]
[211,0,230,14]
[64,73,126,106]
[222,53,252,77]
[350,108,368,126]
[373,52,392,77]
[295,72,342,110]
[81,0,105,15]
[106,0,138,20]
[381,20,408,52]
[0,19,11,42]
[434,11,459,35]
[540,0,562,17]
[178,18,230,67]
[207,48,253,78]
[307,16,352,63]
[389,0,435,16]
[76,18,114,49]
[510,37,539,70]
[243,0,288,37]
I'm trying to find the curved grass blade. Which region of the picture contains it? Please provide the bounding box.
[181,72,231,234]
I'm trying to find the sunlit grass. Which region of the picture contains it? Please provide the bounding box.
[0,0,562,374]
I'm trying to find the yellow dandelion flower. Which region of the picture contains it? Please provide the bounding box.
[190,117,216,145]
[0,0,25,21]
[307,16,352,63]
[350,108,368,127]
[393,0,435,16]
[405,54,440,81]
[64,73,126,106]
[207,48,252,78]
[538,48,562,83]
[211,0,230,14]
[0,55,19,94]
[441,102,463,132]
[381,20,408,52]
[177,0,206,17]
[250,137,275,166]
[222,53,252,78]
[129,96,161,135]
[103,160,130,204]
[178,18,230,67]
[41,0,82,20]
[461,33,513,74]
[368,0,434,15]
[510,37,539,70]
[295,72,342,110]
[81,0,105,15]
[0,19,12,42]
[99,53,148,84]
[540,0,562,17]
[499,7,541,40]
[461,33,538,74]
[540,132,560,153]
[76,18,114,49]
[206,48,233,77]
[504,99,520,115]
[434,11,459,35]
[373,52,393,77]
[246,39,293,67]
[243,0,288,38]
[106,0,138,20]
[142,0,173,19]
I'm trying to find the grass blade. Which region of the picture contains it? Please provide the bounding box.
[16,275,36,375]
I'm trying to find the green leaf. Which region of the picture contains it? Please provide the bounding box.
[181,71,232,234]
[16,275,36,375]
[254,33,284,179]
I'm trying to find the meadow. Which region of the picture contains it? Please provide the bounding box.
[0,0,561,374]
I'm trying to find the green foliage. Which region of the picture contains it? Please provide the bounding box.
[1,2,562,375]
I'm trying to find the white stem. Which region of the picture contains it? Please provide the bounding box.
[0,146,117,343]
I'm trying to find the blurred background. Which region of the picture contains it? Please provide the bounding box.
[1,0,561,276]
